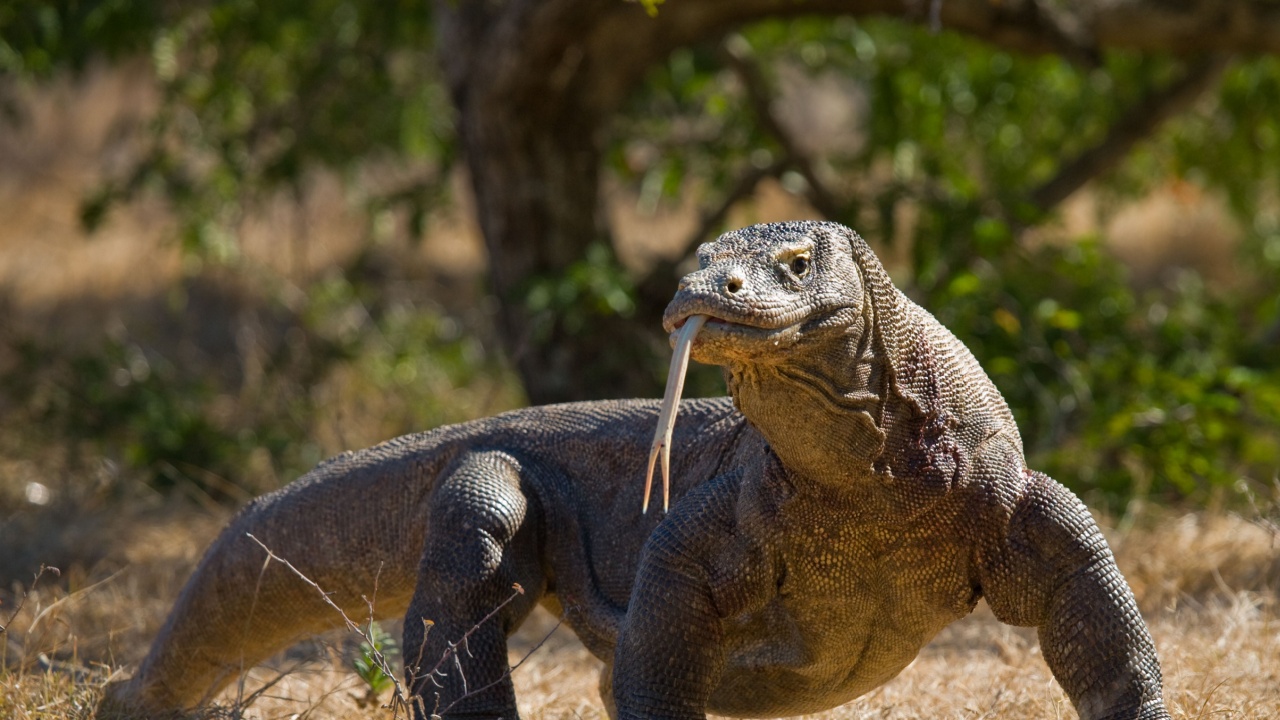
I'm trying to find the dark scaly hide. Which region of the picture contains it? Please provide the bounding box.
[101,222,1167,720]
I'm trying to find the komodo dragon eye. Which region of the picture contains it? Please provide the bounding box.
[788,254,810,277]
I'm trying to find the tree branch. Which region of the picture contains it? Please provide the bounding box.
[721,35,843,220]
[1028,55,1234,214]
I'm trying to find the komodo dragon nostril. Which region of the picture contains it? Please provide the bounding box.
[725,271,745,295]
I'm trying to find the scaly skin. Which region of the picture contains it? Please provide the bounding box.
[100,221,1167,720]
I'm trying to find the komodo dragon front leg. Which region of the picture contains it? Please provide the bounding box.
[612,468,776,719]
[979,468,1167,719]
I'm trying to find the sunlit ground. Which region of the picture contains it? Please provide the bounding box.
[2,508,1276,720]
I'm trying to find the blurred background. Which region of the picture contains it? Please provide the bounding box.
[1,1,1278,717]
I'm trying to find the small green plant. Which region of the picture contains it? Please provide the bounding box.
[353,621,399,703]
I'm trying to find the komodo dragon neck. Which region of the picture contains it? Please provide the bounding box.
[724,302,896,487]
[656,220,1002,500]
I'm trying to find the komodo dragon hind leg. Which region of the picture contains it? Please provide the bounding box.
[403,449,545,720]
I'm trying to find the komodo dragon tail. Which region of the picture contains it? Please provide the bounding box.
[98,435,450,717]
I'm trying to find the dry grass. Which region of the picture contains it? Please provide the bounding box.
[1,505,1277,720]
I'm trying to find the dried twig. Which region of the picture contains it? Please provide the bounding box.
[1,564,61,634]
[414,583,526,714]
[438,617,562,716]
[246,533,412,717]
[246,533,547,719]
[1,564,62,672]
[231,666,301,718]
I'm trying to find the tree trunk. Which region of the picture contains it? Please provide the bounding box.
[433,0,690,403]
[435,0,1280,403]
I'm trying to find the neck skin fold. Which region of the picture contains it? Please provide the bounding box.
[725,306,893,488]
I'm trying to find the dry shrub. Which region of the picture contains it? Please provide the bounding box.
[1111,511,1280,614]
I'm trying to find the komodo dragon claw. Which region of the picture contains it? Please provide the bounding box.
[643,313,708,513]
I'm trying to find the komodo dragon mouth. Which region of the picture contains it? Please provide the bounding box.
[642,309,827,513]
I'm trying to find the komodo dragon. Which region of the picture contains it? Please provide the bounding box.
[101,221,1167,719]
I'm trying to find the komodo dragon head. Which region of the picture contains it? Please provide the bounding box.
[664,220,873,362]
[643,221,909,512]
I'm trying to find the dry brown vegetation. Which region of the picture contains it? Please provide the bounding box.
[1,504,1277,720]
[3,67,1278,720]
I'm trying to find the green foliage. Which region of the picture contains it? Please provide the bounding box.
[617,18,1186,261]
[523,243,637,341]
[304,264,523,432]
[1131,58,1280,222]
[353,621,398,696]
[3,333,299,500]
[0,0,157,76]
[8,6,1280,509]
[613,45,769,218]
[0,1,496,500]
[932,236,1280,506]
[626,0,665,18]
[2,256,520,499]
[33,0,454,258]
[615,18,1280,507]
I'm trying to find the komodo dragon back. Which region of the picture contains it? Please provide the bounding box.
[101,221,1168,720]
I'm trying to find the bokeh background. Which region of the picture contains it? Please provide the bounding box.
[1,2,1278,718]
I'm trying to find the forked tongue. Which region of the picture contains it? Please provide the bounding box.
[643,314,709,514]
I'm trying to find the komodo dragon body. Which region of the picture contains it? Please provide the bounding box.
[103,221,1167,720]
